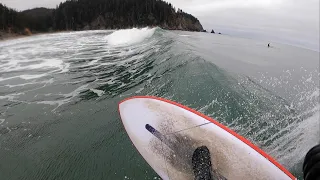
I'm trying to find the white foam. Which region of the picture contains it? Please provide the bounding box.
[36,98,71,112]
[135,87,144,93]
[25,59,64,70]
[19,74,47,80]
[308,89,319,100]
[33,84,89,112]
[36,100,66,106]
[0,93,24,101]
[88,59,99,66]
[271,111,319,168]
[62,84,89,98]
[0,119,4,125]
[306,76,312,82]
[105,27,156,46]
[60,63,70,73]
[0,76,16,82]
[5,81,38,88]
[90,89,104,97]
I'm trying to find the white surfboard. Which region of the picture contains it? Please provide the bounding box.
[118,96,296,180]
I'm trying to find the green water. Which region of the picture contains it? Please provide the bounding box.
[0,28,318,179]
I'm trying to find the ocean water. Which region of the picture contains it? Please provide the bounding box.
[0,28,318,180]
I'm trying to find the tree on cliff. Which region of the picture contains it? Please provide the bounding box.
[0,3,53,32]
[0,3,19,30]
[52,0,202,31]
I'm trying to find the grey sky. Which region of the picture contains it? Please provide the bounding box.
[1,0,319,50]
[170,0,319,50]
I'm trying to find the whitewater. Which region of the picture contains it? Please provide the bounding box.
[0,27,318,180]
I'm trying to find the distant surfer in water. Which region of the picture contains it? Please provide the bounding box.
[268,43,270,48]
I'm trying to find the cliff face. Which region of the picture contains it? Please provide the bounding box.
[163,15,203,31]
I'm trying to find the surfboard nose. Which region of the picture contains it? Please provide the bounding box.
[119,96,296,180]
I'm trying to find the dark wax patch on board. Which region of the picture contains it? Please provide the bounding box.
[192,146,213,180]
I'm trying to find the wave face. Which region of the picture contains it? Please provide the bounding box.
[0,27,319,180]
[105,27,157,46]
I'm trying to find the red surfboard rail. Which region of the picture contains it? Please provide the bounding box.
[119,96,296,180]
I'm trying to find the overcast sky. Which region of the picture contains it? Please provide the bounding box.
[1,0,319,50]
[171,0,319,50]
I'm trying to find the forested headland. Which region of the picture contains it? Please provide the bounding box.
[0,0,203,39]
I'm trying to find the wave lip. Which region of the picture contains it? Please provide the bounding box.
[105,27,156,46]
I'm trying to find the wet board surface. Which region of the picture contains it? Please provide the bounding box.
[118,96,296,180]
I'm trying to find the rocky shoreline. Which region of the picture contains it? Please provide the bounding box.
[0,31,26,41]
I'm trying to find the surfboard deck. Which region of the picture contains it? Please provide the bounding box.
[118,96,296,180]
